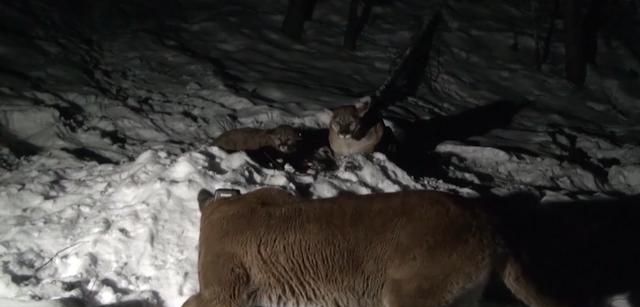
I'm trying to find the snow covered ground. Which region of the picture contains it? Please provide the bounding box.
[1,0,639,306]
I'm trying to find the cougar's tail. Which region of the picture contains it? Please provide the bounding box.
[486,191,568,307]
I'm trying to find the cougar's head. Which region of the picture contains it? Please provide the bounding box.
[330,99,371,139]
[269,125,302,153]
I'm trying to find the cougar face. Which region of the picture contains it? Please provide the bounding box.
[269,125,302,154]
[329,99,385,156]
[183,188,568,307]
[329,102,368,139]
[330,110,360,139]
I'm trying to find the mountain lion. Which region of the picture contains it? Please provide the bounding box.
[182,188,565,307]
[329,97,387,157]
[213,125,302,154]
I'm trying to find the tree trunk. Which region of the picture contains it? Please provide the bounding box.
[373,11,443,106]
[282,0,317,41]
[537,0,559,70]
[563,0,586,86]
[304,0,318,20]
[532,0,542,69]
[343,0,373,50]
[582,0,609,65]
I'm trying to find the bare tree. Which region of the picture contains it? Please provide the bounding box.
[519,0,558,69]
[536,0,560,70]
[562,0,612,86]
[343,0,374,50]
[282,0,318,41]
[373,11,444,107]
[305,0,318,20]
[531,0,542,66]
[583,0,609,65]
[563,0,586,86]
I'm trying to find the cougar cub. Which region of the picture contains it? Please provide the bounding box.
[329,97,385,157]
[213,125,301,154]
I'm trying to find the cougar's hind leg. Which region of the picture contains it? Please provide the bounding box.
[382,277,448,307]
[449,278,490,307]
[501,256,568,307]
[382,269,491,307]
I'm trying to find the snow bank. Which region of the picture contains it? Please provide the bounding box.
[0,298,83,307]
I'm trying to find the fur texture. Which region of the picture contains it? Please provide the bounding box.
[213,125,301,153]
[183,188,566,307]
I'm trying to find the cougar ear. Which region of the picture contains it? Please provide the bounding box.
[354,97,372,117]
[197,189,215,212]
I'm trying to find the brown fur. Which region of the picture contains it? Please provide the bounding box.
[329,100,385,157]
[213,125,301,153]
[184,188,566,307]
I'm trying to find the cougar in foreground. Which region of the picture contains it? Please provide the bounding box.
[183,188,565,307]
